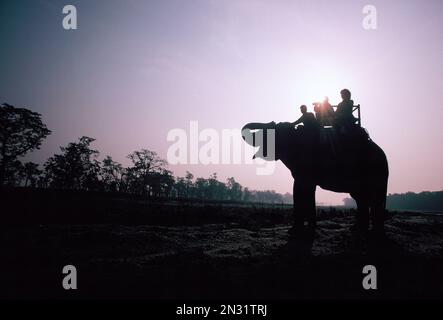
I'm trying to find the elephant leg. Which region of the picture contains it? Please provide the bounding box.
[355,197,370,232]
[371,198,386,233]
[306,185,317,228]
[292,181,305,228]
[370,180,388,234]
[292,179,316,229]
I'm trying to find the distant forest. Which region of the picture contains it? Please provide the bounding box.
[0,103,292,204]
[343,191,443,212]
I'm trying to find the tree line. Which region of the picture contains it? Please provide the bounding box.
[0,103,292,204]
[344,191,443,212]
[385,191,443,212]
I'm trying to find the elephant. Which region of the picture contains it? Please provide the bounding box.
[241,121,389,235]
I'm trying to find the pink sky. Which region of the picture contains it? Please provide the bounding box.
[1,0,442,204]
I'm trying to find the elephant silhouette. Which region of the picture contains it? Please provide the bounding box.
[242,121,389,235]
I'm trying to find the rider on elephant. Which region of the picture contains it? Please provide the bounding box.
[292,105,321,159]
[314,97,335,127]
[334,89,357,131]
[292,105,320,131]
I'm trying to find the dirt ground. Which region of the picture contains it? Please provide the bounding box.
[2,211,442,299]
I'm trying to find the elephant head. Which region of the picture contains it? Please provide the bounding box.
[241,121,301,162]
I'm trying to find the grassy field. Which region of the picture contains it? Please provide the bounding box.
[1,188,442,299]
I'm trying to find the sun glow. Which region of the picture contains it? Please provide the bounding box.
[290,59,353,112]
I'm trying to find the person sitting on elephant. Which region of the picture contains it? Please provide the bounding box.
[293,105,320,130]
[334,89,357,131]
[293,105,321,150]
[313,96,335,127]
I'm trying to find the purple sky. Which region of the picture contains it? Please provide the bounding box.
[1,0,442,204]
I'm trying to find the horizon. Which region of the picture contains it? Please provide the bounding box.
[1,0,443,205]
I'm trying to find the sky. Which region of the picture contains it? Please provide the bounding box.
[1,0,442,204]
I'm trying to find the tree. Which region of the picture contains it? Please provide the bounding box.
[194,177,209,200]
[174,176,187,198]
[243,187,252,202]
[173,171,195,198]
[185,171,194,198]
[44,136,100,190]
[0,103,51,185]
[23,162,42,187]
[2,159,25,186]
[282,192,293,204]
[126,149,169,196]
[148,170,175,197]
[227,177,242,201]
[100,156,124,192]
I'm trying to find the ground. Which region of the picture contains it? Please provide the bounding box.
[2,208,442,299]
